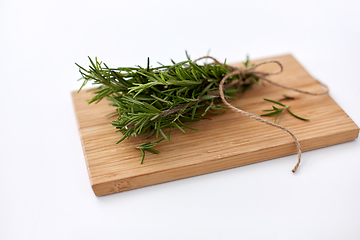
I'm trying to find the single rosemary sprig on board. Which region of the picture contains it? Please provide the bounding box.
[261,98,309,122]
[76,54,258,163]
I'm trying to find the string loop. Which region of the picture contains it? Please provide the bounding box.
[193,56,329,172]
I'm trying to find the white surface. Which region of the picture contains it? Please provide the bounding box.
[1,0,359,239]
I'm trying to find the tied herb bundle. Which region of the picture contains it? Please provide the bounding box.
[76,54,258,163]
[77,53,329,172]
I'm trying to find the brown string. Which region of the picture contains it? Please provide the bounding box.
[192,56,329,172]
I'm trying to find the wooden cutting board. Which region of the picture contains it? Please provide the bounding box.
[72,54,359,196]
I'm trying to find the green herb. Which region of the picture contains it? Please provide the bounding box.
[136,138,165,164]
[278,94,295,101]
[76,54,258,163]
[261,98,309,122]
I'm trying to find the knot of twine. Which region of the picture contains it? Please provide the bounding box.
[192,56,329,173]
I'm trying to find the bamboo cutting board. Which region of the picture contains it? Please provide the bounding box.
[72,54,359,196]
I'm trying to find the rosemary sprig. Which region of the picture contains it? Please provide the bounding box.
[136,138,165,164]
[76,54,258,163]
[261,98,309,122]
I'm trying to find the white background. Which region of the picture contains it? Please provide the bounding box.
[1,0,359,239]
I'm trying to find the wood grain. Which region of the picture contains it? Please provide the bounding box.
[72,54,359,196]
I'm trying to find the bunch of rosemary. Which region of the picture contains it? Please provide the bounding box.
[76,54,258,163]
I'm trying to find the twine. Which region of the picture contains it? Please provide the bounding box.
[192,56,329,173]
